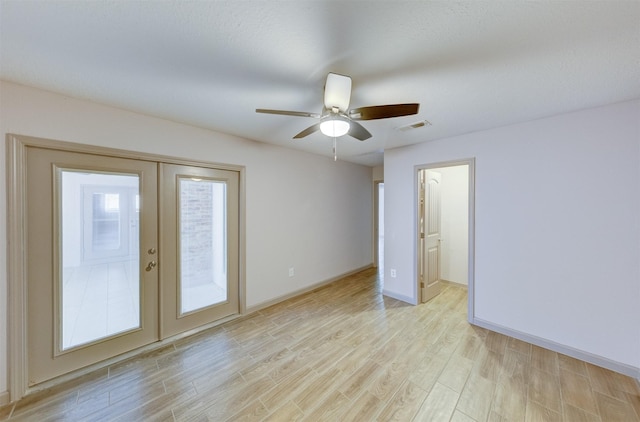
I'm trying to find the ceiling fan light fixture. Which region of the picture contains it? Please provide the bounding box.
[320,118,350,137]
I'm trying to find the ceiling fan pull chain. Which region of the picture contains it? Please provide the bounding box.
[333,136,337,161]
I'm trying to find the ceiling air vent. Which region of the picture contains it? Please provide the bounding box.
[396,120,432,131]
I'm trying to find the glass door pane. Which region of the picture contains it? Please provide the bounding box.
[61,171,141,350]
[179,178,228,314]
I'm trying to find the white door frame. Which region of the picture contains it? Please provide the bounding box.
[373,180,383,269]
[6,133,246,402]
[415,158,475,321]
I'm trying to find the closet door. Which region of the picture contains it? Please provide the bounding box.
[160,164,240,337]
[26,146,159,385]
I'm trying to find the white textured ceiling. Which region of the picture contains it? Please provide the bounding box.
[1,1,639,166]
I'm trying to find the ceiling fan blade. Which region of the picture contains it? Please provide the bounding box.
[348,121,372,141]
[349,103,419,120]
[256,109,321,118]
[293,123,322,139]
[324,73,352,112]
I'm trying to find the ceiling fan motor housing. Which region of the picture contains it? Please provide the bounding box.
[324,73,352,112]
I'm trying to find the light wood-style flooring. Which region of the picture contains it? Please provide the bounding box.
[1,268,639,421]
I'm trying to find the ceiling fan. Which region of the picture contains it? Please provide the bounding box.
[256,73,420,142]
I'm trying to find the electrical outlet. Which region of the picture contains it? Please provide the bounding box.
[288,267,295,277]
[390,269,396,278]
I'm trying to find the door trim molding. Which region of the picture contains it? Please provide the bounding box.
[414,158,475,322]
[6,135,28,403]
[6,133,247,402]
[373,180,383,269]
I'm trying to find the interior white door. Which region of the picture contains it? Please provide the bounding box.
[420,169,442,303]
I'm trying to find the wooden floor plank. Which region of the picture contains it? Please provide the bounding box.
[375,379,428,422]
[2,268,639,422]
[413,382,460,421]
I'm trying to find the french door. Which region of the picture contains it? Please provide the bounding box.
[160,164,239,338]
[23,144,240,386]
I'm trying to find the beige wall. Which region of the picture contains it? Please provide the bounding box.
[0,81,374,398]
[439,165,469,285]
[372,165,383,181]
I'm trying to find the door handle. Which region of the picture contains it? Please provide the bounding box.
[145,261,157,272]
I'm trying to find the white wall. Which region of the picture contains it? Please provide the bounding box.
[384,100,640,374]
[372,165,383,181]
[0,81,373,398]
[439,165,468,285]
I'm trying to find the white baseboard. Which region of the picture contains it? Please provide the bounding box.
[0,390,9,406]
[382,280,467,305]
[472,317,640,381]
[441,279,468,288]
[381,289,417,305]
[245,264,374,314]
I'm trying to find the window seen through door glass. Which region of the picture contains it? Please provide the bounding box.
[60,170,141,350]
[92,193,121,250]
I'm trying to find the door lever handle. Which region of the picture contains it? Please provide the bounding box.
[145,261,157,272]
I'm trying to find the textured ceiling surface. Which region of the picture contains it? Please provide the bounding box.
[1,1,639,166]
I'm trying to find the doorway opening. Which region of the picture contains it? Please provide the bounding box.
[416,159,475,319]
